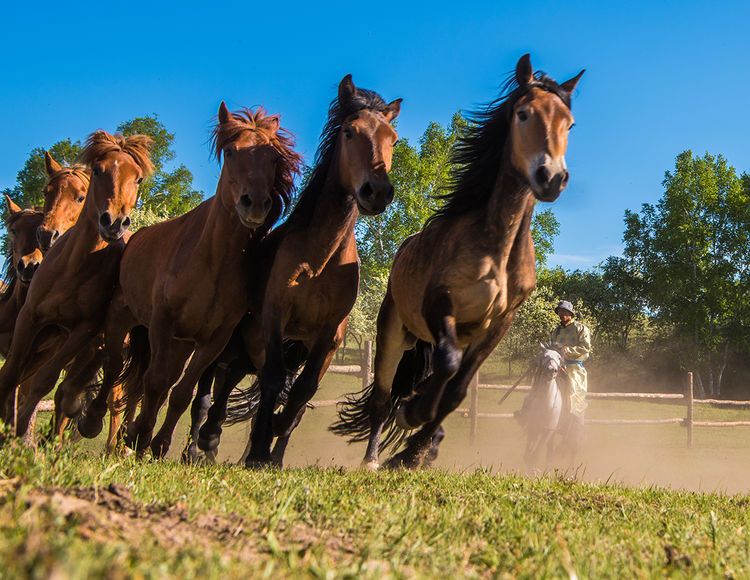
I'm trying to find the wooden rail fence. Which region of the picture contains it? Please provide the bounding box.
[34,345,750,449]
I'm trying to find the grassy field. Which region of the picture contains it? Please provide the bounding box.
[2,441,750,578]
[1,369,749,577]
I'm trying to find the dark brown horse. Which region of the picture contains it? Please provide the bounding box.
[77,104,302,457]
[0,198,44,339]
[216,75,401,467]
[332,55,584,469]
[0,131,153,436]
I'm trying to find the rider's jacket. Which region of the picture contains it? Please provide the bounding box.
[549,320,592,365]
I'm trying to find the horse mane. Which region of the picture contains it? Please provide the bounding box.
[0,208,44,302]
[46,164,91,189]
[285,85,390,228]
[211,107,303,225]
[77,131,155,177]
[429,72,572,223]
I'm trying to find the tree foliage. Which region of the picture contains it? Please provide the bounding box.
[622,151,750,395]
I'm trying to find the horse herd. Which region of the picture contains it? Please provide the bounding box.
[0,54,583,470]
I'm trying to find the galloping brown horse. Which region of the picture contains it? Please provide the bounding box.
[36,152,90,250]
[220,75,402,467]
[0,198,44,339]
[332,55,584,469]
[0,131,153,437]
[77,104,302,457]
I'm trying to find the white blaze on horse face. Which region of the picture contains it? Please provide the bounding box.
[511,88,574,202]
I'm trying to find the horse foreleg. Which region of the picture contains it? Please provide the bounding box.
[245,322,288,467]
[15,325,97,438]
[182,362,216,463]
[0,308,45,424]
[151,335,233,459]
[197,357,252,457]
[397,289,461,430]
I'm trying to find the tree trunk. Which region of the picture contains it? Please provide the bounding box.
[715,342,729,397]
[693,371,707,399]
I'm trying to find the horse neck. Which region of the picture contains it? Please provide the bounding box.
[196,174,253,263]
[67,204,110,257]
[299,167,359,273]
[483,169,536,261]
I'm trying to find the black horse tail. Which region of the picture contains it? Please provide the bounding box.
[224,340,308,426]
[114,325,150,413]
[330,339,434,452]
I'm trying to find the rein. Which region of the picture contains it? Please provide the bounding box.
[497,364,533,407]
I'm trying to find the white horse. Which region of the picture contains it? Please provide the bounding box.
[521,344,566,470]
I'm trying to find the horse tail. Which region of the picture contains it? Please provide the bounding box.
[330,339,434,453]
[115,325,150,413]
[224,340,308,426]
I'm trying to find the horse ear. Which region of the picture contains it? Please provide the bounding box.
[45,151,62,177]
[218,101,232,125]
[384,98,402,122]
[515,53,533,86]
[560,70,585,94]
[338,74,356,105]
[5,195,22,215]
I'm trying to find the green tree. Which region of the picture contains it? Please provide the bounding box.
[623,151,750,396]
[1,139,82,210]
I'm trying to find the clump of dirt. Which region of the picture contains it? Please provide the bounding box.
[16,483,347,564]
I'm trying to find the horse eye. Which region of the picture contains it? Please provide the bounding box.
[136,177,144,185]
[224,148,234,158]
[569,123,576,131]
[517,110,529,122]
[92,166,102,176]
[77,195,85,203]
[343,128,354,139]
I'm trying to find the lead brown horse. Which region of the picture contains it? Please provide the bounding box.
[77,104,302,457]
[219,75,401,467]
[0,131,153,437]
[332,55,584,469]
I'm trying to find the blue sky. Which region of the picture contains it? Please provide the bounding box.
[2,1,749,269]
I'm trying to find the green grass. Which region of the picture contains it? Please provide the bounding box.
[2,369,750,577]
[1,442,750,578]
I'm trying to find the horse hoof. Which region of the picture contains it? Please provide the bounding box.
[77,414,104,439]
[244,453,273,469]
[361,460,380,471]
[150,438,170,459]
[197,433,220,454]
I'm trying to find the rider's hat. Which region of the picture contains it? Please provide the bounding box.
[555,300,575,316]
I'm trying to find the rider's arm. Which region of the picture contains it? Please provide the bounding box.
[563,324,591,361]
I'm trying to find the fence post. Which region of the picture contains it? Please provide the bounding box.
[469,372,479,445]
[686,371,694,448]
[362,340,373,389]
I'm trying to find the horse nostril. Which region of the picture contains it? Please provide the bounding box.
[240,194,252,208]
[535,166,551,187]
[122,216,131,229]
[50,230,59,242]
[99,212,112,228]
[360,182,374,198]
[561,170,570,186]
[386,184,395,203]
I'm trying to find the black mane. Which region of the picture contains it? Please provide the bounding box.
[283,86,390,228]
[430,72,571,223]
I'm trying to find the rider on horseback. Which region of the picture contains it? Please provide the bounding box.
[515,300,591,442]
[549,300,591,426]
